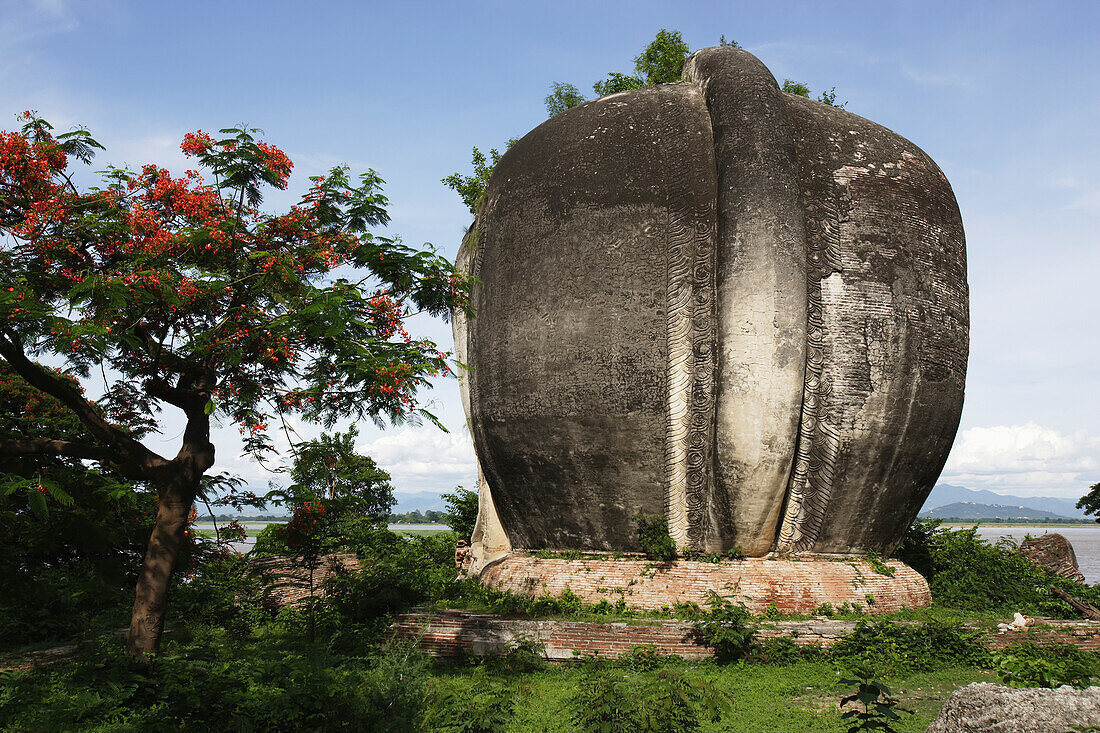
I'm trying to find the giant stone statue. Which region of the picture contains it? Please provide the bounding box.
[455,47,968,574]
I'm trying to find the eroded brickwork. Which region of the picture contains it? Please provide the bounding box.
[393,611,1100,660]
[479,555,930,614]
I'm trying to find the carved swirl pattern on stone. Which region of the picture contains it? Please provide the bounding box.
[777,187,844,552]
[664,209,693,547]
[660,92,717,552]
[686,209,716,549]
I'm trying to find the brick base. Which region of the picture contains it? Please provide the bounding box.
[478,554,931,614]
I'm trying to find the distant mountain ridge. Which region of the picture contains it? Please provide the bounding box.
[921,501,1076,521]
[923,484,1088,519]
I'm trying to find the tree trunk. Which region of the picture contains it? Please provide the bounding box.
[126,473,198,658]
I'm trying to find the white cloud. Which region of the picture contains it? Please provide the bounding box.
[357,426,477,494]
[942,422,1100,496]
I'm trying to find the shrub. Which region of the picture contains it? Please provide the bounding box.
[570,673,639,733]
[0,635,429,732]
[496,638,547,673]
[839,665,910,733]
[634,514,677,561]
[328,532,460,624]
[618,644,676,672]
[639,670,724,733]
[893,520,1100,616]
[992,641,1098,689]
[428,680,514,733]
[251,522,291,556]
[829,620,989,674]
[752,636,803,665]
[689,593,756,663]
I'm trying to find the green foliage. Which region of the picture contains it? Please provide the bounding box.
[282,427,395,522]
[545,82,587,117]
[718,35,741,48]
[690,593,757,663]
[442,485,478,540]
[992,641,1098,689]
[441,143,513,214]
[893,518,942,579]
[818,87,848,108]
[1077,481,1100,522]
[251,522,291,556]
[429,680,514,733]
[0,634,432,732]
[0,364,155,649]
[828,620,990,674]
[389,508,446,524]
[569,672,638,733]
[593,71,646,97]
[781,78,846,107]
[634,29,691,85]
[328,531,460,623]
[639,670,724,733]
[751,636,805,665]
[864,552,895,576]
[618,644,677,672]
[893,520,1100,616]
[634,513,677,561]
[839,665,911,733]
[782,79,812,97]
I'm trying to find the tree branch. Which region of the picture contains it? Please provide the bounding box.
[0,333,161,470]
[0,437,123,463]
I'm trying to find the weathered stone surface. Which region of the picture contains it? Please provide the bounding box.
[926,683,1100,733]
[1018,534,1086,583]
[456,46,967,563]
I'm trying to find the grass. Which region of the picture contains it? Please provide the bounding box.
[427,659,996,732]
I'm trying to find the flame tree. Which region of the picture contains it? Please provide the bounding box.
[0,113,466,656]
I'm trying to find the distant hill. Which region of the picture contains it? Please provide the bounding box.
[921,501,1077,521]
[924,484,1087,519]
[392,491,447,513]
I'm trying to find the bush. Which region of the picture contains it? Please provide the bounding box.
[616,644,677,672]
[689,593,756,663]
[893,521,1100,616]
[752,636,804,665]
[328,532,460,624]
[828,620,989,674]
[428,680,514,733]
[569,673,639,733]
[251,522,291,556]
[0,636,430,732]
[634,514,677,561]
[992,641,1098,688]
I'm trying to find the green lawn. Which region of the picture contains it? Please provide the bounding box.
[426,660,995,732]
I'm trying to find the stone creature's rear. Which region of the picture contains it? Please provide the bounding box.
[455,47,968,571]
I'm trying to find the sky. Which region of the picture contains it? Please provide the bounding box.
[2,0,1098,505]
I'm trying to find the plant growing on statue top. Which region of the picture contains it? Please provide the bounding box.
[0,112,467,657]
[634,513,678,561]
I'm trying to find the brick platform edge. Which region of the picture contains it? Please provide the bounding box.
[392,610,1100,661]
[477,555,930,614]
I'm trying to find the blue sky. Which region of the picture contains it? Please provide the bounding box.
[3,0,1098,503]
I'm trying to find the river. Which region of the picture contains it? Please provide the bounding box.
[193,522,450,553]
